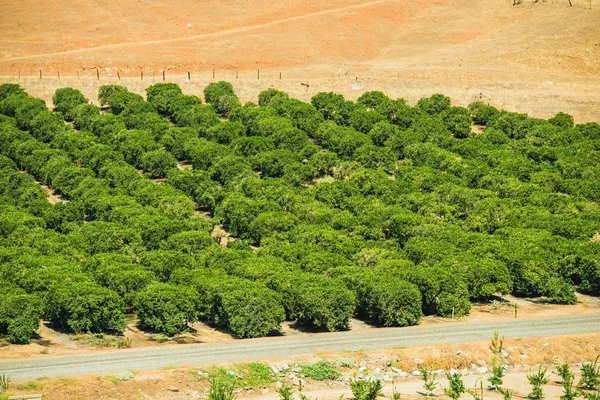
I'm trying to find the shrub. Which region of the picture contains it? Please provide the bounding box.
[299,361,341,381]
[45,282,125,333]
[266,273,356,331]
[0,291,43,344]
[145,83,183,115]
[350,378,383,400]
[333,269,423,326]
[135,284,200,336]
[204,81,240,116]
[53,88,88,120]
[98,85,128,106]
[417,94,451,116]
[139,149,178,178]
[579,356,600,391]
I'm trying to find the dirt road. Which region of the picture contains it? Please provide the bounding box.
[2,314,599,382]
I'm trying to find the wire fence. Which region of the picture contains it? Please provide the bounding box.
[1,66,599,123]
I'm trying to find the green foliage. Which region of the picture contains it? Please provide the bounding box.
[204,81,240,116]
[527,366,550,399]
[445,372,466,399]
[203,362,274,389]
[266,273,356,331]
[417,94,451,116]
[53,88,88,120]
[208,378,237,400]
[146,83,183,115]
[350,378,383,400]
[469,101,500,126]
[556,364,573,384]
[135,284,199,336]
[299,361,341,381]
[419,366,438,396]
[0,373,9,391]
[561,374,578,400]
[45,282,125,333]
[488,365,505,390]
[0,291,43,344]
[98,85,128,106]
[139,149,178,178]
[579,356,600,391]
[1,83,599,343]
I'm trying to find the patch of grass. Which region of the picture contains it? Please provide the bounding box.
[201,362,274,388]
[151,334,170,343]
[72,333,131,349]
[298,361,341,381]
[161,365,177,370]
[108,376,120,385]
[336,358,355,368]
[15,381,39,391]
[60,378,77,386]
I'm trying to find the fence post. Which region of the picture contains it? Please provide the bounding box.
[280,72,282,80]
[162,70,165,81]
[141,71,143,80]
[96,69,99,80]
[117,71,120,80]
[213,68,215,79]
[257,69,260,79]
[18,71,20,80]
[39,70,42,79]
[57,70,60,79]
[236,71,238,79]
[188,71,190,80]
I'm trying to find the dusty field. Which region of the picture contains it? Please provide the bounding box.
[2,332,600,399]
[1,0,599,122]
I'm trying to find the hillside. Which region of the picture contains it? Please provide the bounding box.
[0,0,599,122]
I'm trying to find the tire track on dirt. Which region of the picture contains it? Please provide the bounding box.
[0,0,395,62]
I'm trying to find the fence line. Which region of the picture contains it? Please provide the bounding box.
[1,67,599,123]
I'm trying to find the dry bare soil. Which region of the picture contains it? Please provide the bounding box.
[0,0,599,121]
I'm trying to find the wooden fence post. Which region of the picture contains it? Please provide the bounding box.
[96,69,100,80]
[39,70,42,79]
[141,71,143,80]
[162,70,165,81]
[257,69,260,79]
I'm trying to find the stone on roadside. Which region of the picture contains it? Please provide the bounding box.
[412,370,421,376]
[476,367,488,374]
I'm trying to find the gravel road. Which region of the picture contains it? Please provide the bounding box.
[1,314,599,381]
